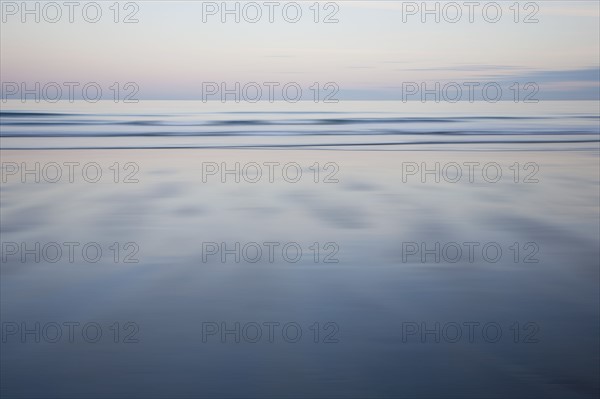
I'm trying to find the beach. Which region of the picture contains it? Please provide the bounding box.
[1,148,598,398]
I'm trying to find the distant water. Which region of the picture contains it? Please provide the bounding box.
[1,101,598,150]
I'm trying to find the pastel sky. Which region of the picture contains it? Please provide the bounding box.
[1,0,599,100]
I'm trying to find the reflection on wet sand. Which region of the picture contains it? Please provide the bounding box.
[1,149,599,398]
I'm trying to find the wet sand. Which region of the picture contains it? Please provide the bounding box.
[1,148,599,398]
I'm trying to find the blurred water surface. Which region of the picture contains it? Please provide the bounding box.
[1,101,598,150]
[0,101,599,398]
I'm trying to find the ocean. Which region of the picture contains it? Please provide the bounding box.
[1,100,599,398]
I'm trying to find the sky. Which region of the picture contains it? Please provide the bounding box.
[1,0,599,100]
